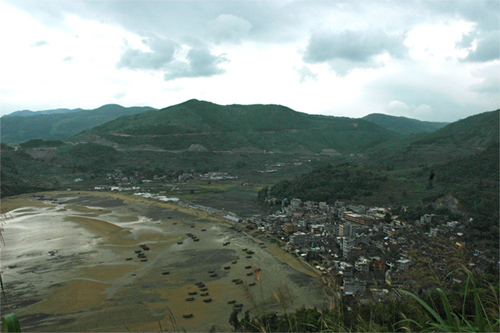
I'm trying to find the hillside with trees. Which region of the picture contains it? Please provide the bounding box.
[76,99,400,154]
[366,109,499,169]
[1,104,155,144]
[363,113,448,135]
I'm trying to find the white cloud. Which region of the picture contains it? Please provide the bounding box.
[295,65,318,83]
[117,35,178,70]
[0,0,498,123]
[207,14,252,44]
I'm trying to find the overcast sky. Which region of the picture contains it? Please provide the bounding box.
[1,0,498,122]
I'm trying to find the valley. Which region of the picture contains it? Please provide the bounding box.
[1,100,498,332]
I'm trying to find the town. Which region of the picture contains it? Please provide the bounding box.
[237,196,498,305]
[85,168,498,306]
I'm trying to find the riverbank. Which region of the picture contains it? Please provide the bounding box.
[1,191,328,332]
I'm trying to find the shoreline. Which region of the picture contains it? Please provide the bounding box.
[1,191,328,332]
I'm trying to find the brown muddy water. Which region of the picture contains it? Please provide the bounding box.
[1,192,330,332]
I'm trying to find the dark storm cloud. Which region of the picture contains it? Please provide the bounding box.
[425,0,499,31]
[163,47,227,81]
[303,29,407,75]
[6,0,306,44]
[427,0,499,63]
[117,36,178,70]
[463,31,500,62]
[304,29,407,63]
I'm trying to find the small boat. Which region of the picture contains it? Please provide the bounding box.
[249,282,256,286]
[210,273,217,277]
[245,266,251,269]
[247,272,253,276]
[183,314,193,319]
[126,257,132,261]
[203,298,212,303]
[200,292,209,296]
[227,300,236,304]
[188,291,197,295]
[199,287,208,291]
[162,271,170,275]
[185,297,195,301]
[224,266,230,270]
[234,304,243,308]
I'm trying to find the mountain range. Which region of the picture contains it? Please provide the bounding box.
[1,104,156,144]
[2,100,451,146]
[1,99,498,203]
[362,113,448,135]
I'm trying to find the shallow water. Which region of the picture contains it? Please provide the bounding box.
[1,192,329,332]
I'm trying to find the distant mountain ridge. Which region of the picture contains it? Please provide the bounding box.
[367,109,500,169]
[363,113,448,135]
[3,108,84,117]
[75,99,401,155]
[1,104,156,144]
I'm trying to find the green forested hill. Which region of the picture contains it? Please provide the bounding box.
[363,113,448,135]
[78,99,401,154]
[4,108,84,117]
[266,163,388,203]
[366,109,500,169]
[1,104,155,144]
[411,109,499,146]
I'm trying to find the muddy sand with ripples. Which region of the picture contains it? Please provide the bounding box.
[1,191,330,332]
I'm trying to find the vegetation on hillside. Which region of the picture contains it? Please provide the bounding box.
[228,268,498,333]
[366,109,499,170]
[363,113,448,135]
[19,139,65,149]
[1,104,155,144]
[262,163,388,203]
[79,99,400,154]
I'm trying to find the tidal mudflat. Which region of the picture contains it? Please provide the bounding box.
[1,191,329,332]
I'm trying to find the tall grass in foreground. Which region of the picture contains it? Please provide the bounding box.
[229,268,499,333]
[397,269,499,332]
[1,209,22,332]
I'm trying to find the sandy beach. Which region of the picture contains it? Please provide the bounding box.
[1,191,329,332]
